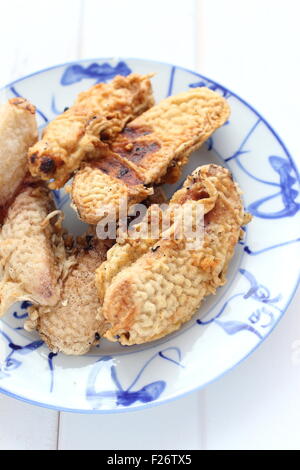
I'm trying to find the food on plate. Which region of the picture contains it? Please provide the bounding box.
[0,184,66,316]
[28,74,154,188]
[71,150,153,224]
[96,164,249,345]
[0,69,251,355]
[25,232,113,355]
[0,98,38,216]
[95,188,168,305]
[109,88,230,184]
[71,87,230,224]
[95,204,171,305]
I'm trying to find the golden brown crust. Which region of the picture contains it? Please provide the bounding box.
[72,88,230,224]
[97,164,247,345]
[110,88,230,183]
[0,185,66,316]
[0,99,38,210]
[9,98,36,114]
[28,74,154,188]
[25,234,113,355]
[71,159,152,225]
[94,186,200,304]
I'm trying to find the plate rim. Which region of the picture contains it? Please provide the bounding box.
[0,56,299,413]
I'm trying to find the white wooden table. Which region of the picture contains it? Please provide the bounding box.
[0,0,299,450]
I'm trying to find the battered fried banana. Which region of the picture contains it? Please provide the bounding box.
[109,88,230,183]
[0,98,38,214]
[71,88,230,224]
[95,196,181,305]
[71,151,153,224]
[72,160,166,229]
[25,233,113,355]
[0,184,66,316]
[28,74,154,188]
[97,164,248,345]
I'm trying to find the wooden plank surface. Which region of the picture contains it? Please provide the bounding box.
[59,393,204,450]
[0,394,58,450]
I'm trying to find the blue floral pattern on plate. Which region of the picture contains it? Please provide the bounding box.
[61,61,132,85]
[0,58,299,413]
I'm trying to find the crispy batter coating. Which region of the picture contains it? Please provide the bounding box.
[95,172,217,303]
[97,165,248,345]
[25,234,113,355]
[71,152,152,224]
[0,98,38,212]
[72,164,166,227]
[71,88,230,224]
[0,185,66,316]
[28,74,154,188]
[110,87,230,183]
[95,192,176,306]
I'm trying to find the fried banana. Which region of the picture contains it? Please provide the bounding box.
[71,150,153,224]
[0,98,38,215]
[96,164,248,345]
[71,87,230,224]
[72,160,166,226]
[25,233,113,355]
[0,184,66,316]
[28,74,154,188]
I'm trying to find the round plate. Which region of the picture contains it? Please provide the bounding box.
[0,58,299,413]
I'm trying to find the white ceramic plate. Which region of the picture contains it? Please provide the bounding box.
[0,58,299,413]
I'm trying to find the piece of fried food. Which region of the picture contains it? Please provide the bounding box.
[71,151,153,224]
[0,98,38,213]
[71,155,167,225]
[28,74,154,188]
[25,233,113,355]
[95,168,218,303]
[95,178,217,304]
[97,164,248,345]
[109,87,230,183]
[0,184,66,316]
[71,87,230,224]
